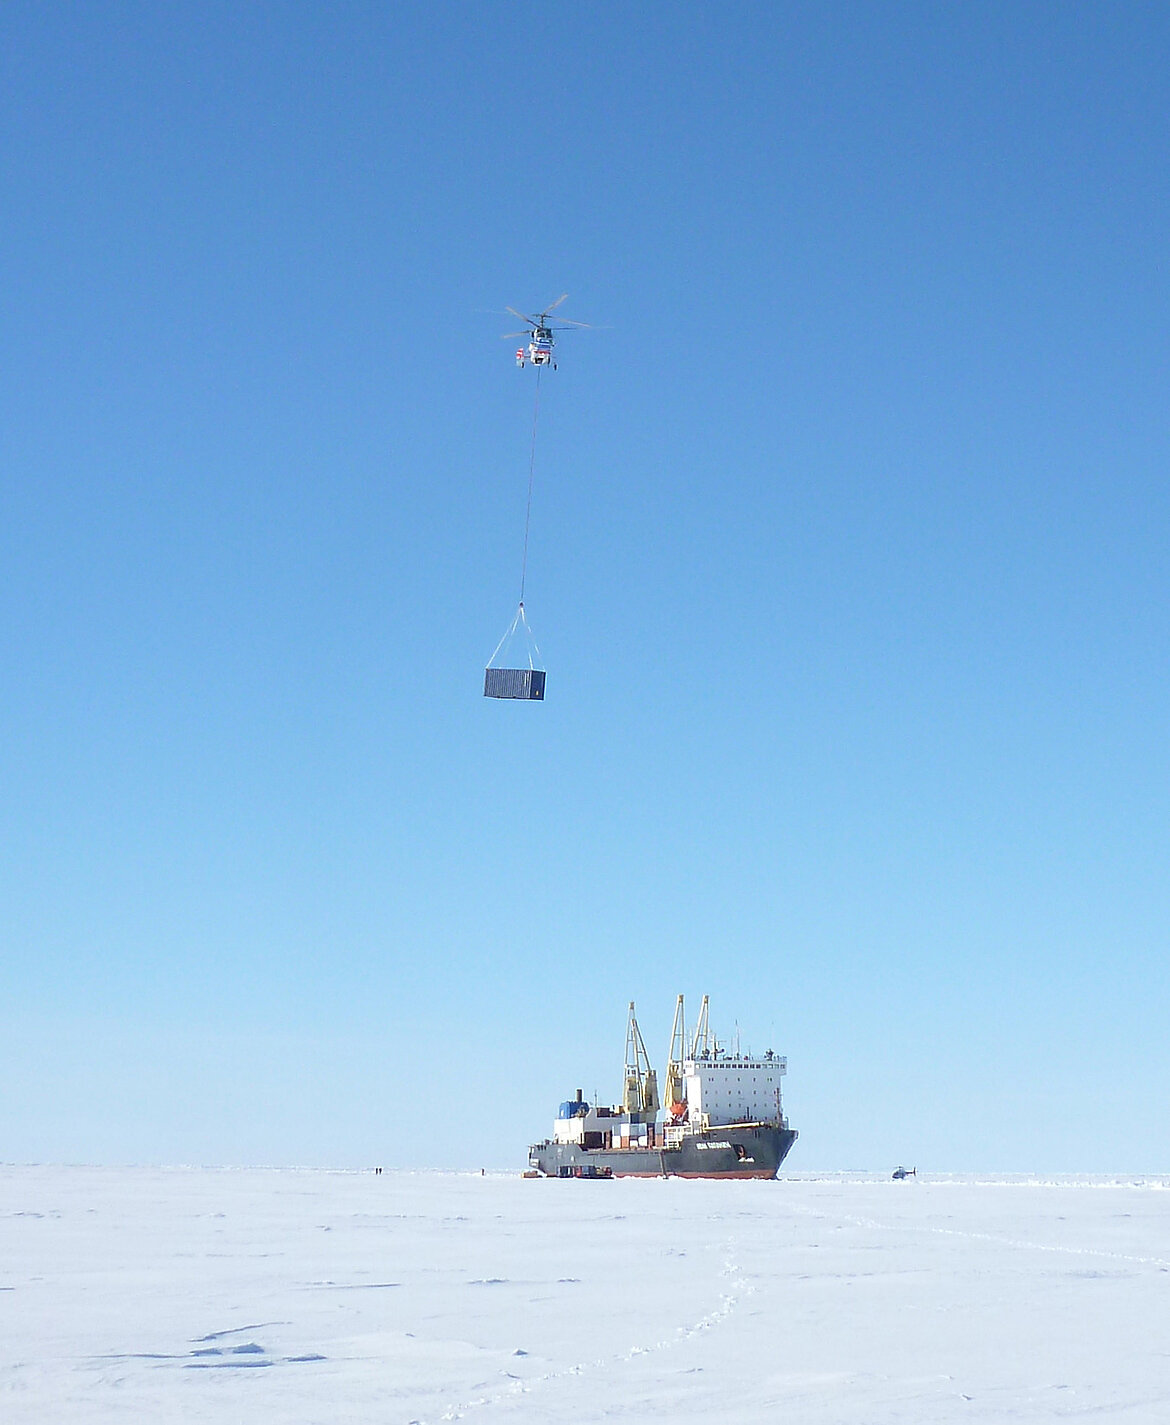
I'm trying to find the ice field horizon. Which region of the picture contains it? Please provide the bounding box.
[4,1164,1168,1423]
[6,1162,1170,1183]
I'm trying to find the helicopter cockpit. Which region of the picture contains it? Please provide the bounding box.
[528,326,555,365]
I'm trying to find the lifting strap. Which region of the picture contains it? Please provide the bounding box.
[518,367,541,605]
[486,600,542,672]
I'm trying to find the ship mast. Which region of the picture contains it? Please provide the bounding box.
[622,1001,660,1120]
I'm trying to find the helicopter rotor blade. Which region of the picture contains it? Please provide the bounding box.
[501,331,530,338]
[550,318,593,329]
[505,306,537,326]
[543,293,569,314]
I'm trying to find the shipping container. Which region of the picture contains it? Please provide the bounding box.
[484,667,546,700]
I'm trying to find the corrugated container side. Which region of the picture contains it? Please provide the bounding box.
[483,667,546,700]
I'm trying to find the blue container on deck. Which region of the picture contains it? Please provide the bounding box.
[484,668,546,700]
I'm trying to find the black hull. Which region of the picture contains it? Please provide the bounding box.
[530,1124,797,1180]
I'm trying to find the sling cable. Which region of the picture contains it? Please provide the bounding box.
[484,295,592,702]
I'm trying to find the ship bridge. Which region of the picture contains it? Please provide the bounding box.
[683,1051,787,1129]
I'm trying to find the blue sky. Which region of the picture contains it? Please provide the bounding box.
[2,2,1167,1170]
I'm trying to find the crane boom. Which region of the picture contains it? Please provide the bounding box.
[622,1001,660,1120]
[664,994,687,1114]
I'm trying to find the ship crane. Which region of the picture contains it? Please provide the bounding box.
[664,994,688,1121]
[690,994,711,1059]
[622,1002,659,1121]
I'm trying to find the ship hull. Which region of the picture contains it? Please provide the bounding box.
[530,1124,797,1180]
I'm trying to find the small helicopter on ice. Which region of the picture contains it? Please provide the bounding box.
[503,294,592,369]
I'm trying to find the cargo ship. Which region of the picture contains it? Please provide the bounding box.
[528,996,797,1179]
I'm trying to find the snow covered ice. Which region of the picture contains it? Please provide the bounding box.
[2,1166,1169,1422]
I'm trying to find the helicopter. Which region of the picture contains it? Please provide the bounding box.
[503,294,592,369]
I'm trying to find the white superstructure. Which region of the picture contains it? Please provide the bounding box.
[682,1050,786,1128]
[664,994,789,1131]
